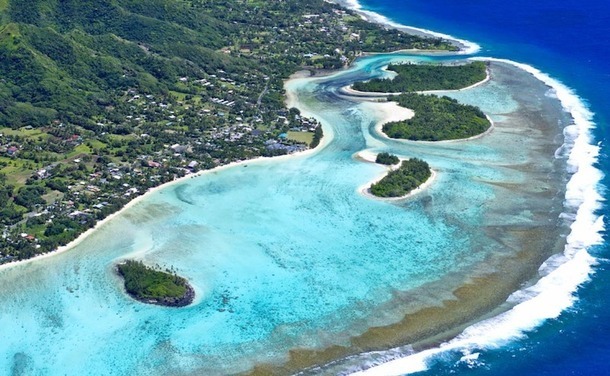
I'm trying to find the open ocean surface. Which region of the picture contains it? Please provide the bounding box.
[0,1,608,376]
[350,0,610,375]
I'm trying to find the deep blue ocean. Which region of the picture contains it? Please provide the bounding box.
[0,2,607,375]
[356,0,610,375]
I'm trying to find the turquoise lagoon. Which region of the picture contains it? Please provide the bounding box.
[0,54,571,375]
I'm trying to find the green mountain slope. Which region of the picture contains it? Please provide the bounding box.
[0,0,455,261]
[1,0,237,126]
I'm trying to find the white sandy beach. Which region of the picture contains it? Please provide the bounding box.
[0,30,477,274]
[0,70,345,273]
[331,0,480,54]
[357,154,437,201]
[354,149,379,163]
[357,94,494,143]
[1,56,491,273]
[341,66,491,97]
[354,102,435,201]
[0,87,330,273]
[359,100,415,136]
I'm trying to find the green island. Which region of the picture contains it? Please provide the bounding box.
[383,93,491,141]
[375,152,399,165]
[352,61,488,93]
[370,158,431,198]
[117,260,194,307]
[0,0,457,263]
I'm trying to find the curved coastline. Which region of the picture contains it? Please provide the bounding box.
[339,62,494,144]
[358,164,437,201]
[0,2,603,376]
[355,99,495,144]
[116,262,196,307]
[0,126,330,274]
[340,64,491,97]
[0,67,337,274]
[332,0,481,54]
[419,65,491,94]
[331,2,604,376]
[0,0,485,278]
[248,60,565,375]
[354,151,436,200]
[403,114,495,144]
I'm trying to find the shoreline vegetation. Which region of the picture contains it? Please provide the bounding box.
[348,62,491,203]
[0,0,456,265]
[355,151,436,201]
[375,152,399,165]
[362,167,437,201]
[0,0,580,376]
[345,61,492,141]
[0,135,330,273]
[371,158,431,197]
[329,0,479,53]
[340,65,491,97]
[117,260,194,307]
[353,61,488,93]
[0,1,593,376]
[0,0,504,374]
[383,93,491,141]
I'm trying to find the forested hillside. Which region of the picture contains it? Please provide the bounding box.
[0,0,454,127]
[0,0,454,262]
[2,0,234,127]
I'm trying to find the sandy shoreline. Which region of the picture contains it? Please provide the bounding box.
[340,66,491,97]
[358,161,437,201]
[355,94,494,144]
[249,60,580,376]
[0,69,333,273]
[0,1,595,375]
[369,100,416,124]
[0,129,328,274]
[329,0,480,54]
[0,18,452,273]
[353,103,436,201]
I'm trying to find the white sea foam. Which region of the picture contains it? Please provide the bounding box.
[336,0,481,55]
[348,59,605,375]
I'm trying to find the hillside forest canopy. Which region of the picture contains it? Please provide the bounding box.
[0,0,456,262]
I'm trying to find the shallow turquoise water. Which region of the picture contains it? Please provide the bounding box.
[0,54,569,375]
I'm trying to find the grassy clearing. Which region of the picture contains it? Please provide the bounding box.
[87,139,107,149]
[287,131,314,145]
[169,90,188,101]
[0,157,35,185]
[0,127,46,139]
[42,190,64,204]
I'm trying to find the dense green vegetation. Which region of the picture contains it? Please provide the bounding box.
[0,0,456,263]
[352,62,491,142]
[352,61,488,93]
[0,0,455,129]
[117,260,193,306]
[383,94,491,141]
[370,158,431,198]
[310,124,324,148]
[375,152,399,165]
